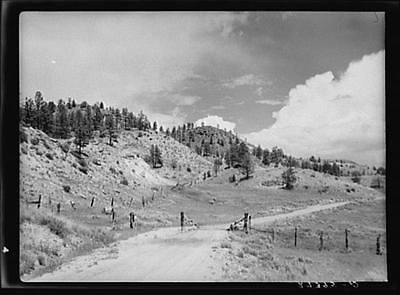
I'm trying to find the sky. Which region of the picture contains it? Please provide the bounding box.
[20,12,385,166]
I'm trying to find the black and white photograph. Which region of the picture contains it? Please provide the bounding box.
[18,11,386,282]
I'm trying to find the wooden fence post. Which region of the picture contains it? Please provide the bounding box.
[180,212,184,232]
[90,197,95,207]
[37,195,42,209]
[57,202,61,214]
[345,229,349,250]
[295,226,298,247]
[272,228,275,243]
[243,213,248,234]
[319,232,324,251]
[142,196,145,208]
[248,215,252,232]
[376,234,382,255]
[129,212,135,229]
[111,197,114,207]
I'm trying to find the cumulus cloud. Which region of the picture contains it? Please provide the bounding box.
[244,51,385,166]
[255,99,286,106]
[194,115,236,132]
[223,74,268,88]
[147,107,187,129]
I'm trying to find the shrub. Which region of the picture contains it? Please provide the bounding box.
[120,178,129,185]
[36,149,43,156]
[59,142,70,154]
[220,241,232,249]
[282,167,297,190]
[187,167,191,173]
[207,171,211,178]
[77,158,88,168]
[109,167,117,174]
[92,159,101,166]
[30,137,39,145]
[20,129,28,143]
[63,185,71,193]
[79,166,88,174]
[21,146,28,154]
[39,215,71,238]
[45,153,54,160]
[171,159,177,169]
[351,171,361,183]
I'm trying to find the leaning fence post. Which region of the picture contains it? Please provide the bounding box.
[243,213,248,234]
[37,195,42,209]
[57,202,61,214]
[295,226,298,247]
[142,196,145,208]
[180,212,184,232]
[111,197,114,207]
[319,232,324,251]
[376,234,382,255]
[90,197,95,207]
[345,229,349,250]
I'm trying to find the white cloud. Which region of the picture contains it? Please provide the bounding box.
[255,99,285,106]
[147,107,187,129]
[244,51,385,166]
[223,74,268,88]
[194,115,236,132]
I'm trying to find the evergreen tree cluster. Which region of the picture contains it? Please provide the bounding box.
[20,91,153,147]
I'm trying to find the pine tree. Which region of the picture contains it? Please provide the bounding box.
[105,113,115,146]
[54,100,70,138]
[153,121,157,131]
[282,167,296,189]
[213,158,223,176]
[93,104,103,131]
[115,108,122,130]
[72,99,77,108]
[262,149,270,166]
[149,144,162,168]
[73,110,90,155]
[122,108,128,130]
[22,97,35,126]
[240,152,254,179]
[99,101,104,109]
[256,145,263,159]
[159,125,164,133]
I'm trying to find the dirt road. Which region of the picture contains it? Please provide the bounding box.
[28,201,349,282]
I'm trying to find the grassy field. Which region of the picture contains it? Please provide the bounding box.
[219,198,387,281]
[156,167,383,227]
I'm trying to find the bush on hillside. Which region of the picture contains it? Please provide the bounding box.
[351,171,361,183]
[77,158,88,168]
[282,167,297,190]
[30,137,39,145]
[63,185,71,193]
[45,153,54,160]
[59,142,70,154]
[120,178,129,185]
[20,129,28,143]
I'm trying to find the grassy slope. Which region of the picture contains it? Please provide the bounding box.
[219,198,386,281]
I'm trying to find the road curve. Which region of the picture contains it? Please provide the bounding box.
[28,201,349,282]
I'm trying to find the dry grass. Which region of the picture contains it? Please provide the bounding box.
[222,198,387,281]
[20,205,115,278]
